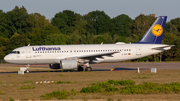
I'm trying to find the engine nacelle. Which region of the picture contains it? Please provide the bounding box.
[49,64,60,69]
[49,60,77,70]
[60,60,77,70]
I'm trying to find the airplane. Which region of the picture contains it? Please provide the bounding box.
[4,16,174,72]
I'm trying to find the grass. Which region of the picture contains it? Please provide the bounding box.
[23,81,33,83]
[41,90,70,99]
[133,76,149,79]
[9,98,14,101]
[41,79,180,100]
[19,85,35,89]
[0,90,5,95]
[56,81,72,84]
[1,67,180,100]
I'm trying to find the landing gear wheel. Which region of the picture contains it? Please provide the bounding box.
[85,67,92,71]
[77,66,84,71]
[26,69,29,73]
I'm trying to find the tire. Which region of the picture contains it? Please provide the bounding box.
[77,66,84,71]
[26,70,29,73]
[85,67,92,71]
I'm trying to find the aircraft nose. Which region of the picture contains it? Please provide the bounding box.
[4,55,12,63]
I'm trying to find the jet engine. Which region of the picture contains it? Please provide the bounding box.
[60,60,77,70]
[49,60,77,70]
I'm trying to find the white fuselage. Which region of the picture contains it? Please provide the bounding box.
[4,43,171,64]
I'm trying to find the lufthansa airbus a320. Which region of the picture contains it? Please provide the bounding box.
[4,16,174,72]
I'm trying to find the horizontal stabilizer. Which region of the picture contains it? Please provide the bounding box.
[151,45,175,50]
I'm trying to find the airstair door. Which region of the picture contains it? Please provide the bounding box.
[136,46,141,55]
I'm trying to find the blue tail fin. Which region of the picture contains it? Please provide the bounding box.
[136,16,167,44]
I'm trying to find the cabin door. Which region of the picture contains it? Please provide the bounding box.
[26,47,31,58]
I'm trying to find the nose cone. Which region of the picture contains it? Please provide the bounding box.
[4,55,12,63]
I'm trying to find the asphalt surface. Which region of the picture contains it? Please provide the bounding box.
[0,62,180,72]
[91,62,180,71]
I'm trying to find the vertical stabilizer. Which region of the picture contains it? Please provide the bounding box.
[136,16,167,44]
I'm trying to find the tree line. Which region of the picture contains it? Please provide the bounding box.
[0,6,180,62]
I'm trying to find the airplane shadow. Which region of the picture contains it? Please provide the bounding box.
[0,67,150,74]
[92,67,149,71]
[113,67,149,70]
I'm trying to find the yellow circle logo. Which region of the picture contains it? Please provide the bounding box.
[152,24,163,36]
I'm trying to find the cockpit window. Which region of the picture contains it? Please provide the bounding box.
[11,51,20,54]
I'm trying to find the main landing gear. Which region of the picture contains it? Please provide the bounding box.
[85,67,92,71]
[77,63,92,72]
[77,66,84,71]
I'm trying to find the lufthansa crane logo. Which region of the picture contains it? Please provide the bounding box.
[152,24,163,36]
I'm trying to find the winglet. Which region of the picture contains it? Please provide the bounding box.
[136,16,167,44]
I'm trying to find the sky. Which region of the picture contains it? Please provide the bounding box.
[0,0,180,22]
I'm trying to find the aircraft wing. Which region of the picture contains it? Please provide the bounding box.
[65,52,119,60]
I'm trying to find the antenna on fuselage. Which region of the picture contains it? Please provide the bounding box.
[28,44,30,46]
[101,42,103,45]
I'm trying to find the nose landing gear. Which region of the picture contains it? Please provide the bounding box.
[18,64,30,74]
